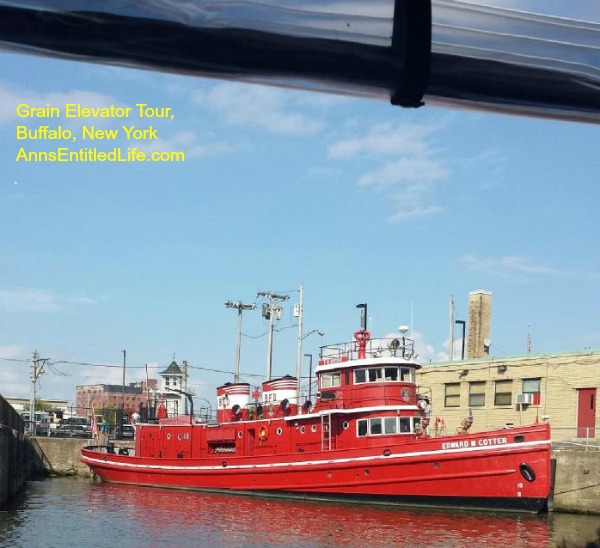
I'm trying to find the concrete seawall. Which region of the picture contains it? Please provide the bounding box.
[0,396,31,509]
[552,449,600,514]
[27,438,600,514]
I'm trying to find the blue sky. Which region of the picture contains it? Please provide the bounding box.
[1,16,599,406]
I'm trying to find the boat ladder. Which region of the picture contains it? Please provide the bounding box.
[320,413,333,451]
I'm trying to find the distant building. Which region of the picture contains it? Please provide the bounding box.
[6,397,68,415]
[76,379,157,417]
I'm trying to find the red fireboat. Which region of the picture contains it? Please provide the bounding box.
[82,316,551,512]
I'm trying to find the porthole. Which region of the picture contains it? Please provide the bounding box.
[342,421,349,430]
[276,427,283,435]
[237,431,243,439]
[166,432,171,440]
[311,425,317,433]
[300,426,306,434]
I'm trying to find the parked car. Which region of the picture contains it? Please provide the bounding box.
[54,417,92,438]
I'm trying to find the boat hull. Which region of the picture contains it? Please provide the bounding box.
[81,423,551,513]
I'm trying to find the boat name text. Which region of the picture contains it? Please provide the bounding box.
[442,437,508,450]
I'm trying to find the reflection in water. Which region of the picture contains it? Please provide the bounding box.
[1,479,599,547]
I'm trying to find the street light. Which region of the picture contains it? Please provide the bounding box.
[304,353,314,402]
[225,300,256,383]
[455,320,466,360]
[300,330,324,407]
[302,329,325,340]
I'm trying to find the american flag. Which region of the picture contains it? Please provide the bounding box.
[90,404,99,440]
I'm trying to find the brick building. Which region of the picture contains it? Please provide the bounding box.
[417,350,599,442]
[75,379,157,418]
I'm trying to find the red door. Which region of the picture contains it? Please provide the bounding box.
[577,388,596,438]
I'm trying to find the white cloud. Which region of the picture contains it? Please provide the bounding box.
[306,165,343,178]
[328,121,448,222]
[328,122,433,158]
[0,344,26,359]
[458,255,566,279]
[194,82,324,134]
[387,205,444,222]
[135,129,243,159]
[357,156,448,188]
[380,330,447,364]
[0,289,96,313]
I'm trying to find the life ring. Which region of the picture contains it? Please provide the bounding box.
[259,425,269,441]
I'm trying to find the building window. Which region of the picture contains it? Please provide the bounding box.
[494,380,513,406]
[522,378,541,404]
[469,382,486,407]
[445,383,461,407]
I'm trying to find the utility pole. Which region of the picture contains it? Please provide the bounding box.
[29,351,49,435]
[449,294,455,361]
[29,351,37,435]
[295,285,304,406]
[257,291,289,380]
[225,300,257,382]
[121,350,127,411]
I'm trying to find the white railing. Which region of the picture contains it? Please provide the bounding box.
[550,426,600,451]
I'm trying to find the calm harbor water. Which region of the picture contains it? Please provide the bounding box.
[1,478,599,547]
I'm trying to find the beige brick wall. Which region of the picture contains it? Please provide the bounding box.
[417,351,599,441]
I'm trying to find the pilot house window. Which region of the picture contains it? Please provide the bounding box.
[321,372,341,389]
[357,417,418,437]
[354,367,414,384]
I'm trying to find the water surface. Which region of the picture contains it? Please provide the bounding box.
[1,479,598,547]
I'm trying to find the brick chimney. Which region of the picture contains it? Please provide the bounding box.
[467,290,492,359]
